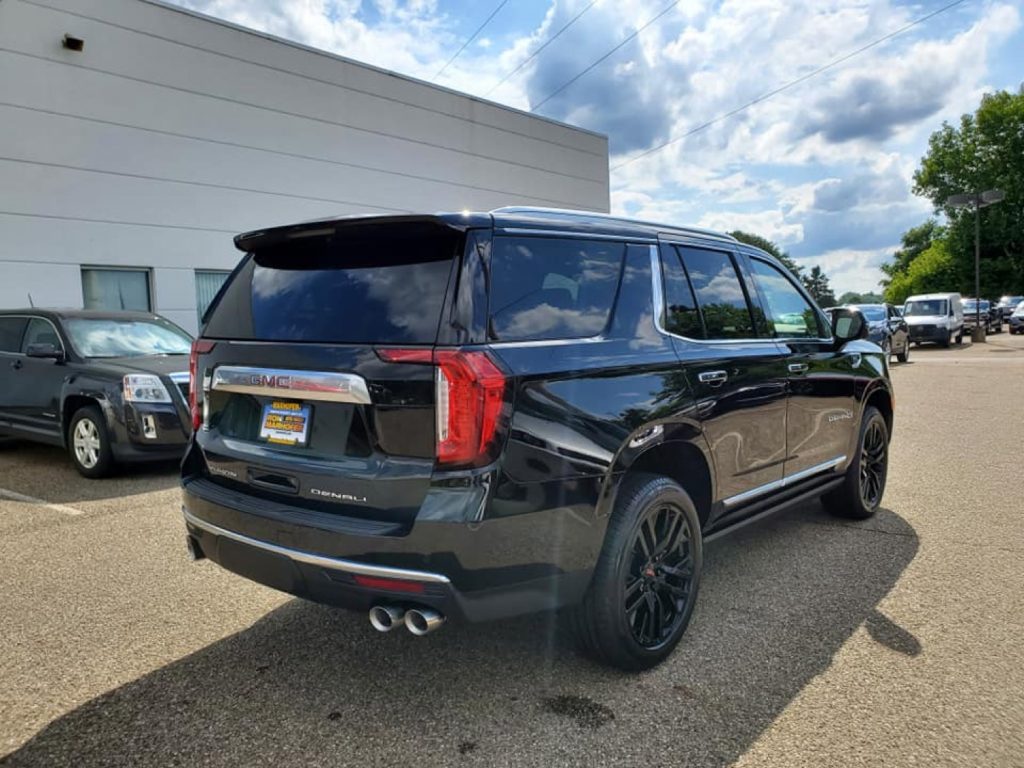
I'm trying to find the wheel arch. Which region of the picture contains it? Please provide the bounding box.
[863,382,894,440]
[60,391,112,448]
[616,439,714,529]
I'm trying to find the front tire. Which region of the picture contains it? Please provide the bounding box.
[68,405,114,478]
[824,406,888,520]
[571,474,702,671]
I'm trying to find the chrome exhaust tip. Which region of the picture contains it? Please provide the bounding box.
[404,608,445,636]
[369,605,405,633]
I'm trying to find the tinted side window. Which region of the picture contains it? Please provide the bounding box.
[678,247,755,339]
[22,318,64,352]
[748,258,824,338]
[488,237,624,341]
[661,246,703,338]
[0,317,28,353]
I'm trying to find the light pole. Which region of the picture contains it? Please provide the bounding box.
[947,189,1005,342]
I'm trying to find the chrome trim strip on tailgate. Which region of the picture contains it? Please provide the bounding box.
[210,366,372,404]
[182,508,451,584]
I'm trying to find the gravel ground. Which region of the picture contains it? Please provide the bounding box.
[2,334,1023,767]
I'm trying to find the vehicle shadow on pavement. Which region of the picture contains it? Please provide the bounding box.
[2,504,918,768]
[0,441,179,502]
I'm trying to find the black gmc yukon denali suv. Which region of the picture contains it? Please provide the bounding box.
[181,208,892,670]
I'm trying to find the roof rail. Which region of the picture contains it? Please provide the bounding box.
[490,206,738,242]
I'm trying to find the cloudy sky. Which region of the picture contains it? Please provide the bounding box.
[167,0,1022,293]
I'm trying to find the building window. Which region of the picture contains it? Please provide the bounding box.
[195,270,231,323]
[82,268,152,312]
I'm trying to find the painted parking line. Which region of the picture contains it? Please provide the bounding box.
[0,487,84,516]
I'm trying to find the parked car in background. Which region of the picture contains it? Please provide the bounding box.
[848,303,910,362]
[996,295,1024,323]
[903,293,964,347]
[1008,301,1024,335]
[0,309,193,477]
[181,208,894,671]
[962,298,1001,335]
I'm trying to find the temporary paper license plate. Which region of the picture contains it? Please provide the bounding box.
[259,401,311,446]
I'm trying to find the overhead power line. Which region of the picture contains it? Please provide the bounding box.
[484,0,601,98]
[611,0,970,172]
[531,0,682,112]
[433,0,511,81]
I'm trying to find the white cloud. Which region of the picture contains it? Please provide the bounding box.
[166,0,1020,280]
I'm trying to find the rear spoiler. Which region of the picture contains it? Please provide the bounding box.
[234,213,491,252]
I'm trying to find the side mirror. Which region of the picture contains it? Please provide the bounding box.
[25,342,64,361]
[830,307,868,347]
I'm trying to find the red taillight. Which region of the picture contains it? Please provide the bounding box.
[377,347,508,468]
[189,339,215,431]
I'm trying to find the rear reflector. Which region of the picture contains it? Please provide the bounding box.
[352,574,426,593]
[376,347,508,468]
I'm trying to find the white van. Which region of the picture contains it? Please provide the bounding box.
[903,292,964,347]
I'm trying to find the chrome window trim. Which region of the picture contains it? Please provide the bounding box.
[183,508,451,584]
[210,366,372,404]
[722,456,846,507]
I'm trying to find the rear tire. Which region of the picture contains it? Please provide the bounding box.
[955,330,963,345]
[824,406,888,520]
[896,342,909,363]
[570,473,702,671]
[68,405,114,478]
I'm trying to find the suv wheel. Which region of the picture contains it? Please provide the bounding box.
[570,473,702,671]
[69,405,114,478]
[824,406,888,520]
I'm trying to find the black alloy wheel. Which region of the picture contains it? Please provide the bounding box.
[825,405,888,520]
[570,473,703,671]
[859,418,887,509]
[624,503,695,649]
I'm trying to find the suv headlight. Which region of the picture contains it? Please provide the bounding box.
[123,374,172,403]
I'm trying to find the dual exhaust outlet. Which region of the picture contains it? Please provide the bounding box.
[369,605,445,636]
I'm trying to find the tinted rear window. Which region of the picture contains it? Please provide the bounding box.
[203,223,461,344]
[488,236,624,341]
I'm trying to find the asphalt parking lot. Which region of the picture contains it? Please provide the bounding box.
[2,335,1023,767]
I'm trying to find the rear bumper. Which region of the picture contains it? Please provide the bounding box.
[181,474,604,623]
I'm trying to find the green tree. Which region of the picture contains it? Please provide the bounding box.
[729,230,804,279]
[913,88,1024,296]
[802,265,836,307]
[837,291,884,305]
[880,220,945,286]
[883,239,957,305]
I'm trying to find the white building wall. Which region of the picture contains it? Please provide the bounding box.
[0,0,610,333]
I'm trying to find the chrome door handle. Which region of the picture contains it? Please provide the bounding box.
[698,370,728,386]
[10,359,22,370]
[788,363,809,374]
